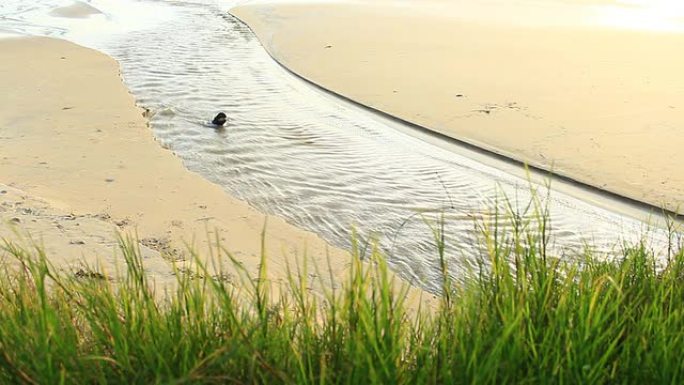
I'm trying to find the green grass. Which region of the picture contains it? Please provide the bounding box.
[0,214,683,384]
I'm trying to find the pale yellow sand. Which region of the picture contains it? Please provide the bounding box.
[0,37,431,302]
[49,1,101,19]
[231,1,684,213]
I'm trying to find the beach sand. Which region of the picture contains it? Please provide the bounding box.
[49,1,102,19]
[0,36,430,301]
[231,1,684,214]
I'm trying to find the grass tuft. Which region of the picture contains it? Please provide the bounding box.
[0,214,683,384]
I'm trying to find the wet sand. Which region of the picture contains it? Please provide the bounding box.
[49,1,101,19]
[231,1,684,214]
[0,36,430,301]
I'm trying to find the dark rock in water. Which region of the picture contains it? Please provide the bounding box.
[212,112,227,126]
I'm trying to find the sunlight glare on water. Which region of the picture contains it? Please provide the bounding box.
[591,0,684,32]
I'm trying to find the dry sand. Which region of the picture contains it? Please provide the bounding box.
[0,36,431,302]
[231,1,684,214]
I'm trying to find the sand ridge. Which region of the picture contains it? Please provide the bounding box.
[231,1,684,214]
[49,1,102,19]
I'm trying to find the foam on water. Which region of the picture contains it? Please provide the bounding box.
[1,0,678,290]
[0,0,177,46]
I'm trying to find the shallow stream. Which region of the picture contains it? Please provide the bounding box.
[1,0,677,290]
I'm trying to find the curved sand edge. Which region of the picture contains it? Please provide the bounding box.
[49,1,102,19]
[230,2,684,216]
[0,36,433,302]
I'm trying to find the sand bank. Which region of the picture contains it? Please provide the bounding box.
[0,37,428,300]
[49,1,101,19]
[231,1,684,214]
